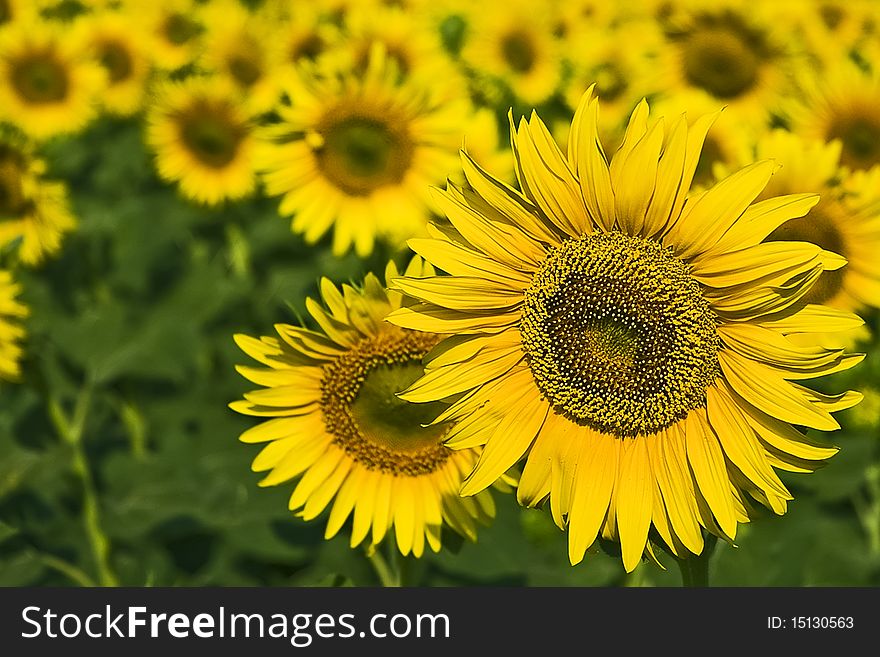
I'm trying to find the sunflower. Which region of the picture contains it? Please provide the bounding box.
[460,0,562,106]
[719,130,880,322]
[562,20,666,148]
[134,0,204,71]
[651,89,756,190]
[328,4,464,96]
[0,18,106,140]
[258,46,469,257]
[229,259,500,558]
[0,136,76,265]
[388,87,863,572]
[76,10,152,117]
[658,0,799,123]
[197,0,285,115]
[0,269,27,382]
[789,61,880,173]
[0,0,37,27]
[259,0,339,69]
[146,77,259,206]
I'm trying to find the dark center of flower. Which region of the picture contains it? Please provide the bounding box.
[521,232,720,437]
[98,40,133,84]
[227,51,262,87]
[10,51,69,104]
[827,113,880,171]
[291,34,325,62]
[162,13,200,46]
[593,62,627,102]
[500,30,536,73]
[320,328,450,475]
[315,114,413,196]
[0,147,28,216]
[682,21,763,99]
[766,202,846,304]
[179,102,245,168]
[818,3,845,29]
[0,0,11,24]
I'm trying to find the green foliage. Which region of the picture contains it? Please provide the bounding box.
[1,117,879,588]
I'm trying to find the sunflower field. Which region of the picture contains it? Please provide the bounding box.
[1,0,879,590]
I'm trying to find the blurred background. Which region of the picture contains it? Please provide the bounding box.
[0,0,878,587]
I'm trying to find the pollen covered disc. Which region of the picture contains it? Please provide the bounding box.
[521,232,720,437]
[320,327,450,475]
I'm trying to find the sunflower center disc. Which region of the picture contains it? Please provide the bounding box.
[291,34,324,62]
[827,113,880,171]
[228,51,262,87]
[501,30,536,73]
[767,203,846,304]
[99,40,133,84]
[682,26,760,99]
[594,62,627,102]
[163,13,200,45]
[320,328,450,475]
[0,147,27,215]
[316,116,413,196]
[179,104,244,168]
[11,52,69,103]
[521,232,720,437]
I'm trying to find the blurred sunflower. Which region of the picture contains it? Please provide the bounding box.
[790,61,880,173]
[77,10,152,117]
[258,46,468,256]
[0,18,106,140]
[562,21,665,147]
[659,0,797,123]
[651,89,756,190]
[146,77,259,206]
[0,269,27,382]
[0,135,76,265]
[136,0,203,71]
[330,4,464,95]
[726,130,880,320]
[0,0,36,27]
[230,259,500,558]
[260,1,339,68]
[775,0,877,69]
[198,0,285,115]
[389,87,863,572]
[460,0,562,106]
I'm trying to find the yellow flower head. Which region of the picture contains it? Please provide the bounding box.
[460,0,563,106]
[230,259,501,558]
[0,269,27,382]
[389,86,863,572]
[0,17,106,140]
[258,45,470,257]
[146,76,260,206]
[197,0,285,115]
[0,134,76,265]
[75,9,153,117]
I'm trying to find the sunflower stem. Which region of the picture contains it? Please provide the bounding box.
[675,534,717,588]
[366,545,400,587]
[48,383,119,587]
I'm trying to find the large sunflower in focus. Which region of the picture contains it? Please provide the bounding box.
[0,18,106,140]
[0,270,27,382]
[389,87,863,572]
[230,259,500,558]
[258,46,469,257]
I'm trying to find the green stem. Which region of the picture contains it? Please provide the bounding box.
[37,553,98,588]
[48,385,119,587]
[366,547,400,587]
[675,534,717,587]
